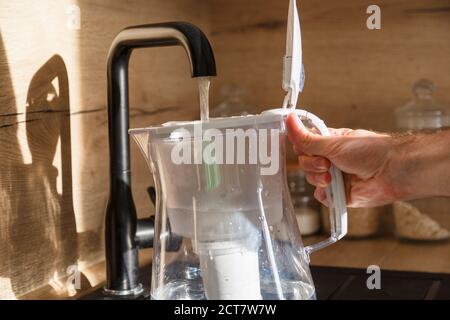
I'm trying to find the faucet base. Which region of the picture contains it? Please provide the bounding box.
[103,283,144,297]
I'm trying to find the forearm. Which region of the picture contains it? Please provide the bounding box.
[389,130,450,200]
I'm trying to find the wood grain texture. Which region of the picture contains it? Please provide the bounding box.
[210,0,450,132]
[1,0,450,299]
[0,0,210,299]
[307,235,450,274]
[211,0,450,275]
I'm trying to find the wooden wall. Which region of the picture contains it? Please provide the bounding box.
[0,0,210,299]
[210,0,450,132]
[208,0,450,276]
[1,0,449,299]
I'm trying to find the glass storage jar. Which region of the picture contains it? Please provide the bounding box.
[210,84,250,117]
[287,166,321,236]
[321,206,383,239]
[394,79,450,241]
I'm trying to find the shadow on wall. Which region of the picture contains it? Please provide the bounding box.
[0,36,86,298]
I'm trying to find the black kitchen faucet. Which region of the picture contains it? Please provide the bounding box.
[104,22,216,296]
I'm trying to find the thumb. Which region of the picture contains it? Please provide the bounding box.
[286,113,329,156]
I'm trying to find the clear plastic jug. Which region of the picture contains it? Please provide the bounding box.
[130,109,347,300]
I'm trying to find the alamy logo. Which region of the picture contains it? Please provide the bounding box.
[366,5,381,30]
[66,4,81,30]
[170,123,280,176]
[366,265,381,290]
[66,264,81,295]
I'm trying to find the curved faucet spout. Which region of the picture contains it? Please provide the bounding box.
[105,22,216,295]
[108,22,216,78]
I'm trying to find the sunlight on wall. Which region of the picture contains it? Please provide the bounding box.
[0,278,16,300]
[0,0,82,299]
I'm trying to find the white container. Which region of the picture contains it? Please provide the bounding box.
[296,207,321,236]
[130,109,347,300]
[196,237,262,300]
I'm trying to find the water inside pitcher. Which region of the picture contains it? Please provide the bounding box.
[130,112,343,300]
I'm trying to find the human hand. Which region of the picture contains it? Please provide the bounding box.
[286,114,401,208]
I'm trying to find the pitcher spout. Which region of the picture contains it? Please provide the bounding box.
[129,129,150,161]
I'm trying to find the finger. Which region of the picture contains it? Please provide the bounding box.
[292,144,305,156]
[343,173,353,206]
[314,187,329,206]
[286,114,328,156]
[299,155,330,173]
[305,172,331,188]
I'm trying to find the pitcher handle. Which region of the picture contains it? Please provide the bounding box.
[288,109,348,255]
[262,108,348,252]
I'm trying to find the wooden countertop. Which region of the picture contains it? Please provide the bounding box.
[25,235,450,299]
[306,235,450,274]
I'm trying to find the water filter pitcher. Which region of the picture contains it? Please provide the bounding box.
[130,109,347,300]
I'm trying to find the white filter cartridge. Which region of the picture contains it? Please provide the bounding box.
[197,239,262,300]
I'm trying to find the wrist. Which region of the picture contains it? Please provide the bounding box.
[385,133,416,201]
[388,131,450,200]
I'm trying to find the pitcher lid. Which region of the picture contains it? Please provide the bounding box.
[129,112,286,140]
